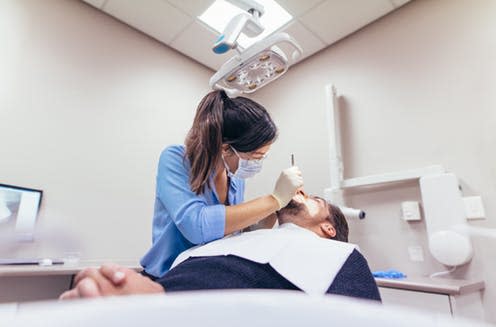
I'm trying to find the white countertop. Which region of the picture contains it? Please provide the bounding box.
[0,260,141,277]
[375,276,485,295]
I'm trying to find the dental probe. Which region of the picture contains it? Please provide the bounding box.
[291,154,294,166]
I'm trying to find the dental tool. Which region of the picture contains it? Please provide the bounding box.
[291,154,294,167]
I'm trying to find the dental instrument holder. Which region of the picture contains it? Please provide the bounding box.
[420,173,474,267]
[421,174,496,265]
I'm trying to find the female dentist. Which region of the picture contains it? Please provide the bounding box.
[140,90,303,279]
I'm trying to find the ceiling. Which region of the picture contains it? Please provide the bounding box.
[81,0,411,71]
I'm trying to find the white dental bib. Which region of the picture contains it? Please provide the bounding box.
[171,223,356,295]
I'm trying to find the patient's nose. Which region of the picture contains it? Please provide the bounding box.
[297,189,307,198]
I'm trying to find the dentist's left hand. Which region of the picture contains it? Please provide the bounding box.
[271,166,304,210]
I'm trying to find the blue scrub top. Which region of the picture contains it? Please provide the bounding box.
[140,145,245,278]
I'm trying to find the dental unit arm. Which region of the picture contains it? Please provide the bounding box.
[323,85,366,220]
[212,0,265,54]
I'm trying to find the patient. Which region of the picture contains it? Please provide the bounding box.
[60,192,381,301]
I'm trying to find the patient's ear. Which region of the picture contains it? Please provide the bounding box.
[320,223,336,239]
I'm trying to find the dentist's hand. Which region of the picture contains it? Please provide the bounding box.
[271,166,304,210]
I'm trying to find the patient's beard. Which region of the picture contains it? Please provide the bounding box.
[276,199,304,224]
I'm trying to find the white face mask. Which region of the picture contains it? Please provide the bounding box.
[223,146,267,179]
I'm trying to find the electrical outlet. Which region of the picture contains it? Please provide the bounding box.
[408,245,424,262]
[401,201,421,221]
[463,196,486,220]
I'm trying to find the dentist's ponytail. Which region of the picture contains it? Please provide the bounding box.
[185,90,224,194]
[185,90,277,194]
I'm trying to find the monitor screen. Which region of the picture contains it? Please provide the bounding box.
[0,183,43,241]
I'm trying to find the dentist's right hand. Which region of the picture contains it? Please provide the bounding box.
[271,166,304,210]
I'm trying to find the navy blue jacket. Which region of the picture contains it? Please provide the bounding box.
[157,249,381,302]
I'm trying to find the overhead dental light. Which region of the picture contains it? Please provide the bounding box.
[203,0,302,97]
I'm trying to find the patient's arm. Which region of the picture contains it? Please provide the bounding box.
[59,264,164,299]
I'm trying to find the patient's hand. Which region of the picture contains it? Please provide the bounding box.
[59,264,164,300]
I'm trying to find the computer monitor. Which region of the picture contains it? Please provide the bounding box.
[0,183,43,241]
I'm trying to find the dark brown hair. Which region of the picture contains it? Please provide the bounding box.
[185,90,277,194]
[327,204,349,242]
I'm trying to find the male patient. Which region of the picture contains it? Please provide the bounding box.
[60,192,381,301]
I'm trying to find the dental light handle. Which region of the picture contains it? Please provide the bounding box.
[241,33,302,64]
[270,33,303,64]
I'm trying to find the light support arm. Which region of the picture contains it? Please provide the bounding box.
[212,12,264,54]
[212,0,265,54]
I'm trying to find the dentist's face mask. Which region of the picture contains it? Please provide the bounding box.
[223,146,268,179]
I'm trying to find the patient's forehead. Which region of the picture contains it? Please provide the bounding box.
[310,196,330,219]
[277,195,329,222]
[305,197,321,216]
[293,195,329,219]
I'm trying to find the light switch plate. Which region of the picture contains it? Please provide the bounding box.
[463,196,486,220]
[401,201,421,221]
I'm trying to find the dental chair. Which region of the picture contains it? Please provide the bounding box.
[10,290,490,327]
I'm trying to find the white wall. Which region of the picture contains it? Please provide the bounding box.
[247,0,496,322]
[0,0,211,261]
